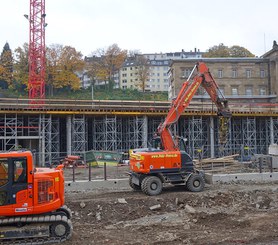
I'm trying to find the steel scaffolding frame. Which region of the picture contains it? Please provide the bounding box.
[0,113,277,162]
[39,115,60,165]
[148,117,164,145]
[180,116,209,159]
[242,117,257,159]
[72,115,86,154]
[0,114,24,150]
[273,118,278,144]
[92,116,118,151]
[122,116,147,150]
[257,117,270,154]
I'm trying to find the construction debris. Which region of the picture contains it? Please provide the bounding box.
[195,154,242,172]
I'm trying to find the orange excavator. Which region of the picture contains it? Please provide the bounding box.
[129,62,231,195]
[0,150,72,244]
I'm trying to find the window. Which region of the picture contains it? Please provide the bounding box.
[0,159,8,188]
[259,87,266,95]
[232,69,237,78]
[130,67,133,70]
[14,159,27,183]
[122,74,127,77]
[260,69,265,78]
[246,69,251,78]
[245,87,253,96]
[163,73,167,76]
[219,86,225,95]
[218,69,223,78]
[157,79,160,82]
[231,87,238,96]
[122,80,127,84]
[122,86,127,89]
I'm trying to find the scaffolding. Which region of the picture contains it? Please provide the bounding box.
[180,116,210,159]
[0,113,277,162]
[122,116,147,150]
[72,115,86,154]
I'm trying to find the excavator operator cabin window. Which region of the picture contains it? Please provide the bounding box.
[0,158,8,206]
[13,159,27,183]
[0,158,8,187]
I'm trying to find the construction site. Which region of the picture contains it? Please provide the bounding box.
[1,0,278,244]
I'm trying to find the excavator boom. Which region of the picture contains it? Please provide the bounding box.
[157,62,231,151]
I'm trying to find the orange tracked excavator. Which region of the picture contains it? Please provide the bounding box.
[0,150,72,244]
[129,62,231,195]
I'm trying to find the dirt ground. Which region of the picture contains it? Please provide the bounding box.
[62,179,278,245]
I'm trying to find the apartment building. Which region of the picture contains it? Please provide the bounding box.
[119,49,203,92]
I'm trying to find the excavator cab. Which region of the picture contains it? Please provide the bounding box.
[0,150,72,244]
[0,157,28,207]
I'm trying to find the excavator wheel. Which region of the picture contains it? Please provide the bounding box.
[141,176,163,196]
[129,175,141,191]
[186,173,205,192]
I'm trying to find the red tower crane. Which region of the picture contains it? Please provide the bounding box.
[28,0,46,105]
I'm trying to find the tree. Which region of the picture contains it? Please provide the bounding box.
[0,42,13,89]
[46,44,85,94]
[135,55,150,92]
[229,45,255,57]
[14,43,29,92]
[203,43,230,57]
[87,44,127,91]
[204,43,255,57]
[104,44,127,90]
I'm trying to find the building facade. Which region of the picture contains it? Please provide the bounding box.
[169,58,276,102]
[119,49,203,92]
[169,41,278,102]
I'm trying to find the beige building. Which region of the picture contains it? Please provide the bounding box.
[169,42,278,102]
[119,58,170,92]
[119,49,203,92]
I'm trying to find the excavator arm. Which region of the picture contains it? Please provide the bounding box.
[157,62,231,151]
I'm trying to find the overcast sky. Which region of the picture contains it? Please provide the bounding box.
[1,0,277,57]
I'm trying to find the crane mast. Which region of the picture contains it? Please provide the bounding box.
[28,0,46,106]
